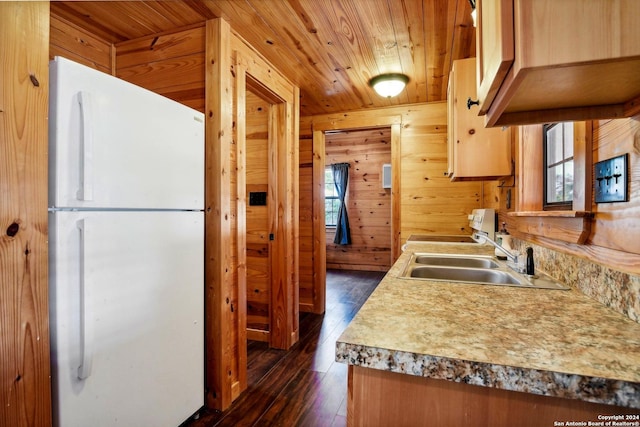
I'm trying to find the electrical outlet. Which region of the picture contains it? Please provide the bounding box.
[595,154,628,203]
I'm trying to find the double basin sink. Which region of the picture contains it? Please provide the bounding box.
[401,253,569,290]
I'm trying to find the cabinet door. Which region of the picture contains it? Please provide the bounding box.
[446,72,455,178]
[450,58,511,180]
[476,0,514,115]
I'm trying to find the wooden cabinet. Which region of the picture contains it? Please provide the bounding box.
[476,0,640,127]
[447,57,511,181]
[348,366,638,427]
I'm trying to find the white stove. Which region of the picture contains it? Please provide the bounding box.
[468,208,495,240]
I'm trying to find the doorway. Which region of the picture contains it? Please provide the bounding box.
[299,121,401,315]
[324,128,393,271]
[238,72,298,352]
[245,89,272,343]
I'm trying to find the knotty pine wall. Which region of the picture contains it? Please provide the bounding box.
[299,135,315,312]
[245,90,270,338]
[116,25,206,112]
[299,102,502,313]
[50,13,113,74]
[325,129,392,271]
[591,116,640,258]
[1,3,52,426]
[503,114,640,275]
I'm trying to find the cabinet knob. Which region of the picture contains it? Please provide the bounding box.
[466,97,480,110]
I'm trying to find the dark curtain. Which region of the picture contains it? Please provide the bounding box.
[331,162,351,245]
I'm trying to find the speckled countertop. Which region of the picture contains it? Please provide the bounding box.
[336,242,640,408]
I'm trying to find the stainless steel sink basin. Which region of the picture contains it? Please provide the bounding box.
[413,254,499,269]
[407,265,522,285]
[400,252,569,290]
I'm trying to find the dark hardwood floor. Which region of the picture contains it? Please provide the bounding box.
[182,269,384,427]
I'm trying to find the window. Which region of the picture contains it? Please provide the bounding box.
[325,167,340,226]
[544,122,573,209]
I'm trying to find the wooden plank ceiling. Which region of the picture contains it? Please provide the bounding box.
[50,0,476,116]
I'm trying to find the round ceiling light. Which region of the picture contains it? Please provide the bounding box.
[369,73,409,98]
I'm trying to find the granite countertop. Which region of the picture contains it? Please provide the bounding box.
[336,242,640,408]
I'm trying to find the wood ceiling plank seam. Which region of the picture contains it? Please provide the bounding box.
[352,0,411,106]
[147,1,209,28]
[300,1,384,113]
[244,0,362,113]
[316,0,391,109]
[441,0,461,102]
[50,13,113,70]
[443,0,476,101]
[100,1,197,39]
[182,0,223,21]
[278,0,377,112]
[387,0,429,104]
[200,0,333,115]
[69,2,165,41]
[115,27,206,69]
[287,0,380,113]
[52,0,470,115]
[116,55,205,91]
[424,0,451,102]
[353,0,401,73]
[50,2,126,43]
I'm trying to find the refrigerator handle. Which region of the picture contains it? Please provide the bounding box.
[77,92,94,201]
[77,219,94,380]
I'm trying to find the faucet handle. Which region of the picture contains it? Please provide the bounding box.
[526,247,535,276]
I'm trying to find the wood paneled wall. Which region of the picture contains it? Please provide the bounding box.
[299,135,315,312]
[591,116,640,257]
[504,114,640,275]
[398,104,485,238]
[245,91,270,338]
[50,12,113,74]
[299,102,499,313]
[116,25,206,112]
[325,129,392,271]
[1,3,52,426]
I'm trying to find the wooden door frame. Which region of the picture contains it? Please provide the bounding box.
[205,18,299,410]
[310,119,402,314]
[241,72,297,351]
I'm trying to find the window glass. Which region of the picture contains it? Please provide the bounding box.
[544,122,574,208]
[546,125,563,165]
[325,167,340,226]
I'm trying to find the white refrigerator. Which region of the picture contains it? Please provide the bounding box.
[48,56,204,427]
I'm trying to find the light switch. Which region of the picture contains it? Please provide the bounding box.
[595,154,628,203]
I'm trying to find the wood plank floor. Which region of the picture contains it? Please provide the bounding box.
[181,269,384,427]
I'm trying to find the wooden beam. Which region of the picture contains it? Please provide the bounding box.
[391,123,402,261]
[204,17,234,411]
[312,130,327,314]
[0,2,52,426]
[234,51,248,399]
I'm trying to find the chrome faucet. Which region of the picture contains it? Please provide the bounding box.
[472,232,519,263]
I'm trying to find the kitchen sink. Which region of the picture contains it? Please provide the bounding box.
[400,252,569,290]
[408,265,521,285]
[413,254,499,269]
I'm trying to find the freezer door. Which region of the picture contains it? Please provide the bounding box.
[49,211,204,427]
[49,56,204,210]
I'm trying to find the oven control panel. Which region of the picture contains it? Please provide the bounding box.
[468,208,495,239]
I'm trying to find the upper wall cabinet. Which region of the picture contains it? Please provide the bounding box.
[448,58,511,181]
[476,0,640,127]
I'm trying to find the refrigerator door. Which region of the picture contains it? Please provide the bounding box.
[49,56,204,210]
[49,210,204,427]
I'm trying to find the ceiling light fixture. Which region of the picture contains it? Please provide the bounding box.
[369,73,409,98]
[468,0,477,27]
